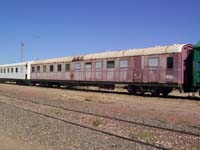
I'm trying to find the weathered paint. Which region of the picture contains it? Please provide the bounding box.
[30,44,195,89]
[31,44,186,65]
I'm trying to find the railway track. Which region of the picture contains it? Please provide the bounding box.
[60,86,200,101]
[0,93,199,149]
[4,83,200,101]
[0,96,169,150]
[0,92,199,138]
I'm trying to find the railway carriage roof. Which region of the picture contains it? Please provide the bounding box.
[0,62,28,67]
[31,44,187,64]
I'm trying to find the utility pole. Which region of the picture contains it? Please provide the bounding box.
[20,42,24,62]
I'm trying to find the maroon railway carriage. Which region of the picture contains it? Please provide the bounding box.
[30,44,194,96]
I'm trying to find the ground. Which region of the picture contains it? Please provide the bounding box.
[0,132,45,150]
[0,84,199,150]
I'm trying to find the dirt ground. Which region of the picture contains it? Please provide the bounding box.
[0,84,199,150]
[0,84,199,126]
[0,132,45,150]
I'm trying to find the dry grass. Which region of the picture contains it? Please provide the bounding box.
[92,119,102,127]
[84,98,93,102]
[128,131,152,141]
[192,125,200,131]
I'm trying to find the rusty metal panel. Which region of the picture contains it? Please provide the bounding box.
[148,68,159,82]
[106,70,115,81]
[142,55,160,83]
[159,54,167,83]
[141,53,183,84]
[72,61,83,81]
[85,62,92,81]
[63,72,71,80]
[133,56,142,82]
[85,71,92,80]
[95,70,103,81]
[118,58,128,82]
[165,53,178,83]
[176,53,182,84]
[57,72,63,80]
[29,52,184,85]
[126,57,134,82]
[119,69,128,81]
[74,71,80,80]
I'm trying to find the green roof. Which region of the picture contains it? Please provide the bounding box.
[194,41,200,48]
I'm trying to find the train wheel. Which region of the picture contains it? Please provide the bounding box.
[160,88,172,97]
[139,90,145,96]
[161,91,170,97]
[150,87,160,96]
[127,86,136,95]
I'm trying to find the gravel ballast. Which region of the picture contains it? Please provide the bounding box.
[0,84,199,150]
[0,102,153,150]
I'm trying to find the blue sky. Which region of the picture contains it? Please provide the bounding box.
[0,0,199,64]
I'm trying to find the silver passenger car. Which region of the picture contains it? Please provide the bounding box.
[0,62,31,83]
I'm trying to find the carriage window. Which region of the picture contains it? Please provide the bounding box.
[43,65,47,72]
[7,68,10,73]
[37,66,40,73]
[32,67,35,73]
[57,64,62,72]
[65,64,70,72]
[11,68,13,73]
[15,68,18,73]
[120,60,128,68]
[167,57,173,69]
[96,62,102,69]
[4,68,6,73]
[107,61,115,69]
[74,63,81,70]
[50,65,54,72]
[0,69,2,73]
[85,62,92,70]
[148,58,159,67]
